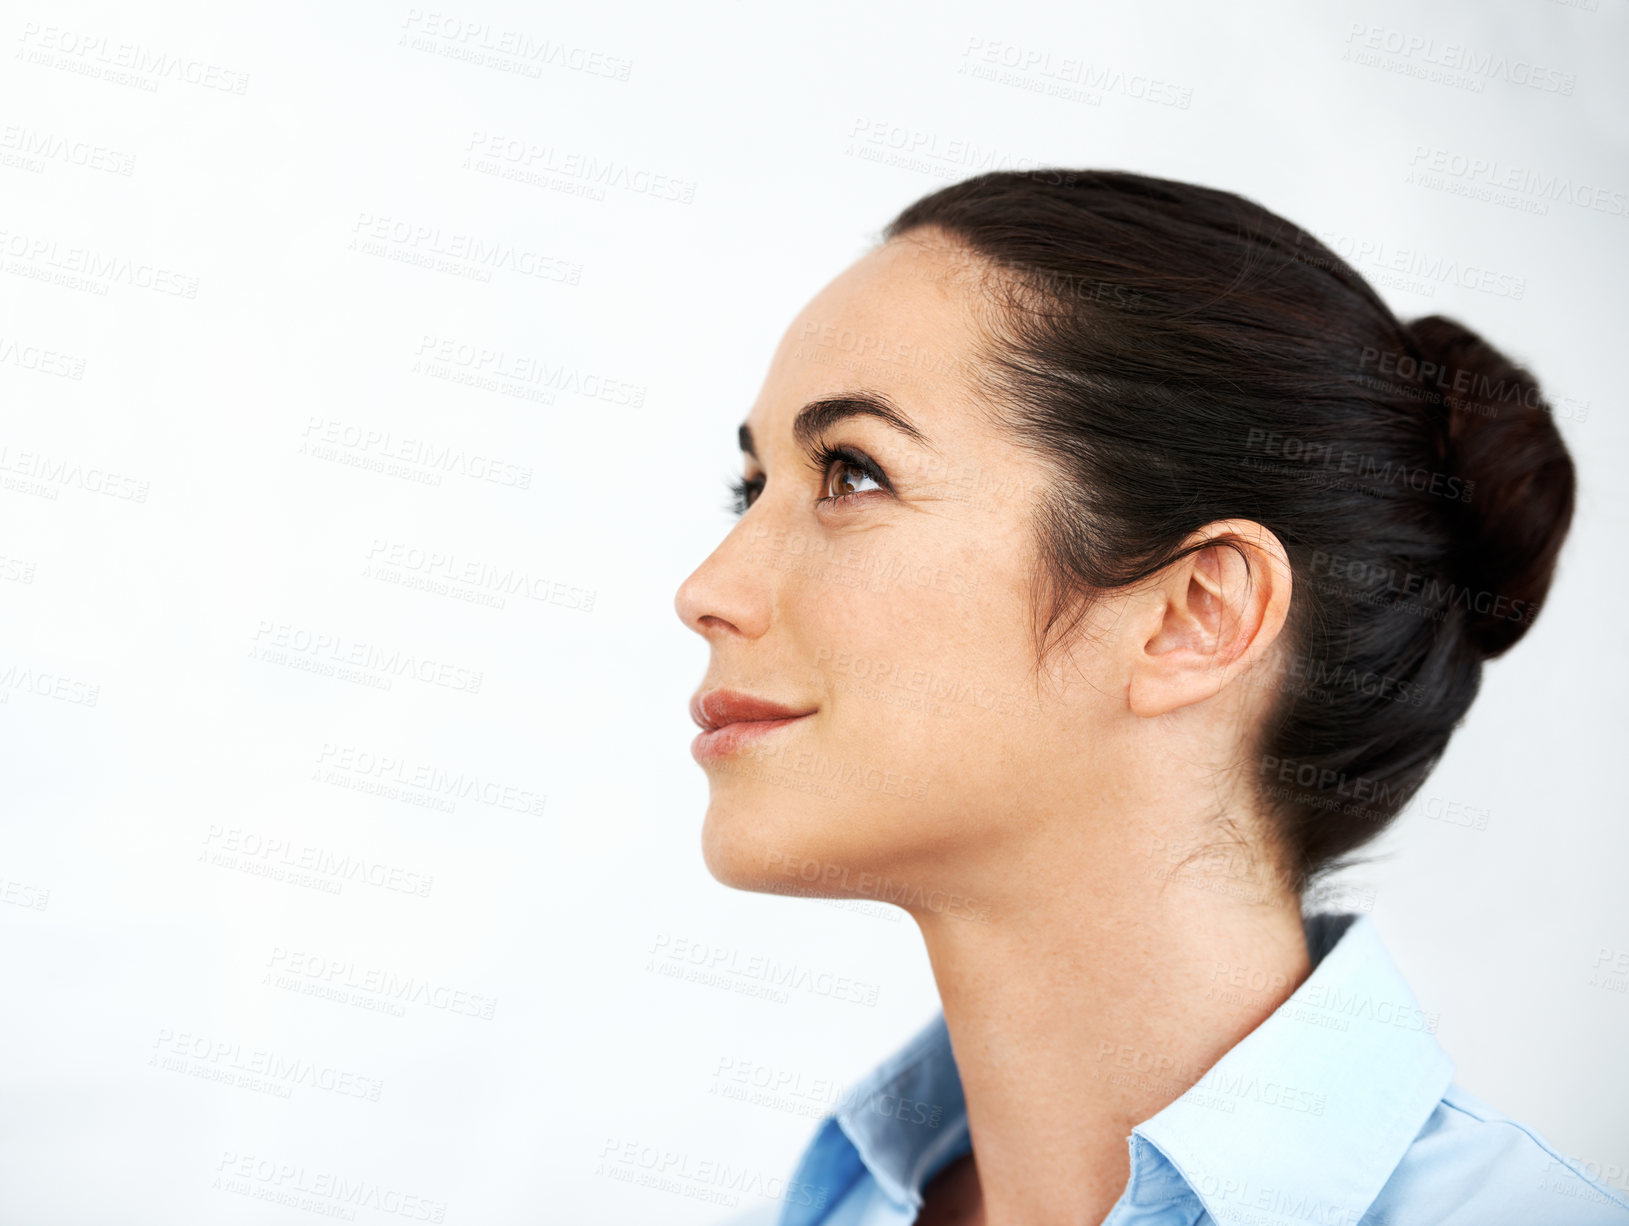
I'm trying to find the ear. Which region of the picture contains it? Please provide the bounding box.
[1125,520,1293,719]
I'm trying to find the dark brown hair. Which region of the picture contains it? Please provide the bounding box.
[883,170,1575,895]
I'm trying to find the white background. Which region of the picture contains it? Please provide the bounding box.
[0,0,1624,1222]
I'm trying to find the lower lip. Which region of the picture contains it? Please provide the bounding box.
[691,714,813,763]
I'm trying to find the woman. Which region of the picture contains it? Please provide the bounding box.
[674,170,1627,1226]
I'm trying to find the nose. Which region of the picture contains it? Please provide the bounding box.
[674,521,773,641]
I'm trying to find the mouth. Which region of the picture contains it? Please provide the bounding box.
[689,689,818,764]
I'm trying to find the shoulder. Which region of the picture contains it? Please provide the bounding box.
[1367,1080,1629,1223]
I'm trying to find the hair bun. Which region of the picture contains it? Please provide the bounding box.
[1404,314,1575,660]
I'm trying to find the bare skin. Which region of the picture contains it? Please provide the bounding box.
[917,1151,982,1226]
[676,229,1312,1226]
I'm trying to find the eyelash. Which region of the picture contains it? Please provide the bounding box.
[724,443,892,517]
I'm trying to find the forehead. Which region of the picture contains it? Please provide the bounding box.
[743,232,992,450]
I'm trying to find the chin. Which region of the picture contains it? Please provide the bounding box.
[700,791,797,893]
[698,788,850,898]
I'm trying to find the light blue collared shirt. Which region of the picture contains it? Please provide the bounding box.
[718,912,1629,1225]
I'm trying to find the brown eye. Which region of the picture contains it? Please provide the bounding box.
[824,460,883,501]
[812,444,891,507]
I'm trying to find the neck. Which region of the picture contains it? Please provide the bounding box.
[913,857,1311,1226]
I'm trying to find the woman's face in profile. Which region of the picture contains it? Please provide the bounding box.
[675,233,1125,908]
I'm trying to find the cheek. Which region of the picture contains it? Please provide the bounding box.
[699,514,1068,894]
[789,542,1044,818]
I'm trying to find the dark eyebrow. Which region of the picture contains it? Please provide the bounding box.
[737,391,936,461]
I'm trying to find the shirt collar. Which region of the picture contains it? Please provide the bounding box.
[1133,911,1455,1225]
[830,1008,968,1209]
[826,912,1455,1224]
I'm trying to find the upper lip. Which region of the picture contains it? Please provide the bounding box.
[690,689,817,732]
